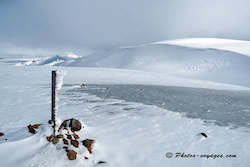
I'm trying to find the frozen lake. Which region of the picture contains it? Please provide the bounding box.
[68,84,250,129]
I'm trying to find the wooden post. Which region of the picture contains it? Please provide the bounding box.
[51,70,56,137]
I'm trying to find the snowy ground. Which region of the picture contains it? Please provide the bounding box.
[1,38,250,167]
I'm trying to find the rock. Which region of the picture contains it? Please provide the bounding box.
[58,120,67,132]
[201,132,208,138]
[71,140,79,148]
[97,161,107,164]
[66,134,72,140]
[82,139,95,153]
[67,150,77,160]
[46,135,52,141]
[32,124,42,129]
[0,132,4,137]
[52,138,59,144]
[70,119,82,131]
[58,118,82,132]
[73,133,79,139]
[63,139,69,145]
[63,146,69,152]
[28,125,36,134]
[57,134,64,138]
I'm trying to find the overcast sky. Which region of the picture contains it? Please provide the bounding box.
[1,0,250,51]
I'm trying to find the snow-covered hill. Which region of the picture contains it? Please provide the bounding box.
[6,38,250,88]
[158,38,250,56]
[68,40,250,87]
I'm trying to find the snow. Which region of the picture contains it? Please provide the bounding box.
[157,38,250,56]
[15,59,39,66]
[1,38,250,167]
[56,70,66,91]
[68,40,250,87]
[39,53,81,66]
[63,52,80,59]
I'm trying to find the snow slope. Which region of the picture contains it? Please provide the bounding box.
[69,41,250,87]
[9,38,250,88]
[158,38,250,56]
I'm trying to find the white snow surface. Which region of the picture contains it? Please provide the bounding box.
[0,65,249,167]
[13,52,81,67]
[56,70,66,91]
[40,52,81,66]
[68,39,250,88]
[157,38,250,56]
[1,38,250,167]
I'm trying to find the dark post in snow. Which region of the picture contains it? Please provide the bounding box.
[51,70,56,137]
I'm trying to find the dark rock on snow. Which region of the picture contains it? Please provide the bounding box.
[67,150,77,160]
[28,125,36,134]
[82,139,95,153]
[71,140,79,148]
[201,132,208,138]
[46,135,52,141]
[52,138,59,144]
[63,139,69,145]
[58,118,82,132]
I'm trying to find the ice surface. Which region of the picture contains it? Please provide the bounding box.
[78,84,250,128]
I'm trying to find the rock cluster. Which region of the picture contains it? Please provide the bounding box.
[46,118,96,161]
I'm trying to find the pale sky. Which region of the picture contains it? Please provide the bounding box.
[1,0,250,51]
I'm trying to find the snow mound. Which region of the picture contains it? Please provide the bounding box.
[40,55,65,66]
[40,52,80,66]
[158,38,250,56]
[69,42,250,87]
